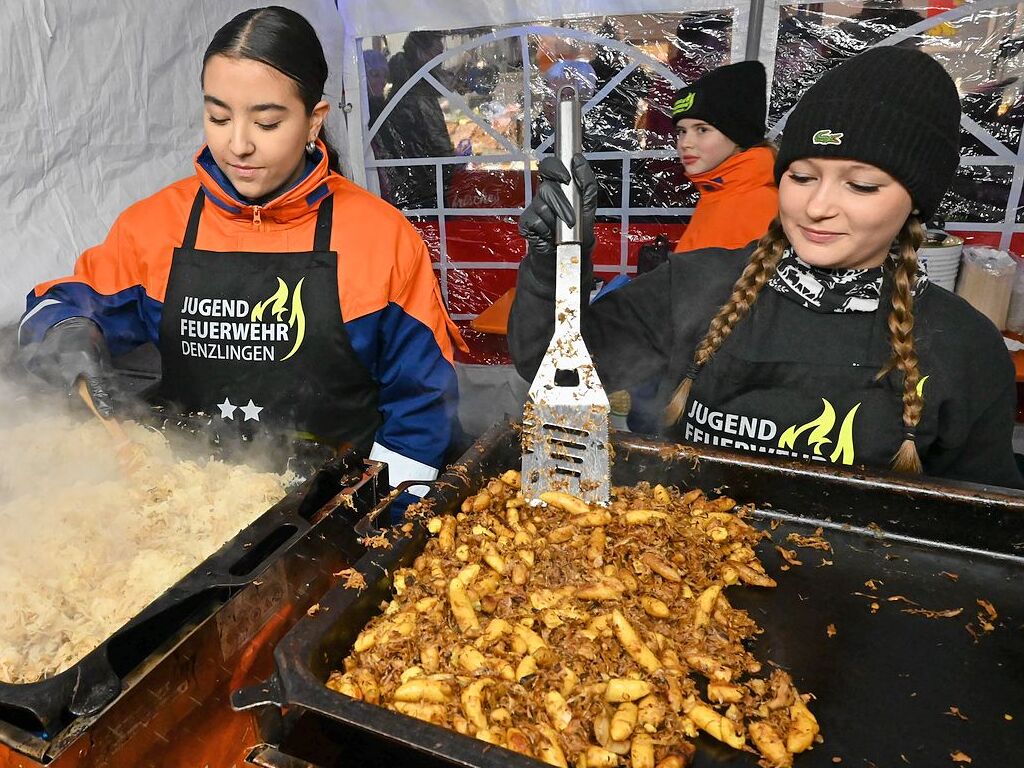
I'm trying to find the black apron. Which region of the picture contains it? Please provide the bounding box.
[159,190,381,450]
[670,283,922,470]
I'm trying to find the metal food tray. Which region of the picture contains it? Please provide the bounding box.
[238,421,1024,768]
[0,433,381,748]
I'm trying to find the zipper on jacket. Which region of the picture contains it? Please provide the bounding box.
[252,205,262,228]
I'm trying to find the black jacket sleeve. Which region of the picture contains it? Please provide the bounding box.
[918,292,1024,489]
[508,251,675,392]
[927,372,1024,489]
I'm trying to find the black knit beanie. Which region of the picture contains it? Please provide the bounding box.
[672,60,767,148]
[774,47,961,219]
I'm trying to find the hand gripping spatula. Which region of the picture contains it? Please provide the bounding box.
[521,86,611,505]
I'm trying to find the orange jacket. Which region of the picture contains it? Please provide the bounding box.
[21,141,465,483]
[674,146,778,254]
[27,143,462,359]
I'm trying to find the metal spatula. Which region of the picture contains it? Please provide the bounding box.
[521,86,610,505]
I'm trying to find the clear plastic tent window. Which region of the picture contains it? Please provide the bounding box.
[3,1,1022,356]
[352,12,743,362]
[343,2,1023,364]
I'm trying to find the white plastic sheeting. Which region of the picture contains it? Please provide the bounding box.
[338,0,743,37]
[4,0,1023,332]
[0,0,345,325]
[336,0,751,190]
[338,0,1023,354]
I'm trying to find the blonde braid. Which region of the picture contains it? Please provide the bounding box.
[879,217,926,473]
[664,220,788,425]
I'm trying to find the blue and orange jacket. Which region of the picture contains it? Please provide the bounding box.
[20,142,466,485]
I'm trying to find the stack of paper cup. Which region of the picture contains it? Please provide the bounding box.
[956,246,1017,329]
[917,230,963,291]
[1005,256,1024,334]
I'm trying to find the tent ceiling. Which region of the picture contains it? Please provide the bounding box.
[337,0,740,38]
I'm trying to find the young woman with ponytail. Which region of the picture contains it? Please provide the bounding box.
[21,7,465,519]
[510,47,1022,488]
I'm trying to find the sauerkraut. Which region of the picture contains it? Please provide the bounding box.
[0,413,289,684]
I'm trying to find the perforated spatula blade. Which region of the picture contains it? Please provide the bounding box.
[521,87,610,505]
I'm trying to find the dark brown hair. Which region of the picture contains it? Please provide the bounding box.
[202,6,340,173]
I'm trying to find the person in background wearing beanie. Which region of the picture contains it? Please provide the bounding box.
[617,61,777,432]
[510,47,1022,488]
[672,60,778,253]
[19,7,467,519]
[644,12,731,141]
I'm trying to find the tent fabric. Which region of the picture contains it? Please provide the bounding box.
[5,0,1022,332]
[0,0,346,326]
[0,0,749,324]
[336,0,746,41]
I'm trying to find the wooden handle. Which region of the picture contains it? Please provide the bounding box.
[76,378,130,447]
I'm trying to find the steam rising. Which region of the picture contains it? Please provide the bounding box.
[0,380,291,684]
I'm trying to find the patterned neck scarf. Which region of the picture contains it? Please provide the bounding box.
[767,248,928,313]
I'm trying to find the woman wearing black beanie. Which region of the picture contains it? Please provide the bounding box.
[511,47,1023,488]
[671,60,778,253]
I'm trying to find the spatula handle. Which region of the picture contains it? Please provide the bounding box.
[552,87,584,339]
[76,377,130,447]
[554,86,582,246]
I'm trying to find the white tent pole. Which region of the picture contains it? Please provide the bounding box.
[746,0,766,60]
[341,39,369,187]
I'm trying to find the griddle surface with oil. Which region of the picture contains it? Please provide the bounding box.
[713,514,1023,768]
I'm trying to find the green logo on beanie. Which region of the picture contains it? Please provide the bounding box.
[673,92,695,115]
[812,129,844,146]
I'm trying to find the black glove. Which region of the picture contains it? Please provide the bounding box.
[519,153,598,279]
[24,317,116,418]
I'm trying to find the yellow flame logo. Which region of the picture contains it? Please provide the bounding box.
[779,398,835,456]
[779,398,861,465]
[829,403,860,465]
[251,277,306,361]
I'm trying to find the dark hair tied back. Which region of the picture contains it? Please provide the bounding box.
[203,6,340,173]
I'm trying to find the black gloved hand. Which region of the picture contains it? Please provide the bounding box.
[519,153,598,279]
[25,317,116,418]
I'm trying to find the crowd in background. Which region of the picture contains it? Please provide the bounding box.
[356,2,968,214]
[361,13,735,210]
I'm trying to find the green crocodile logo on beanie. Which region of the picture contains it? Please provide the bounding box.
[812,129,844,146]
[673,92,695,115]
